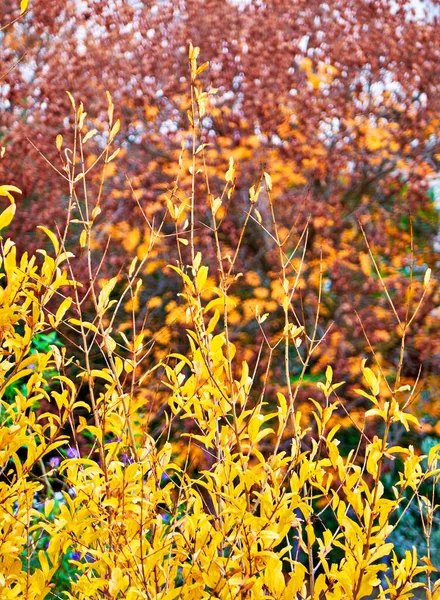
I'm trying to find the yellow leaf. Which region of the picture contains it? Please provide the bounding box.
[77,104,87,130]
[424,267,432,288]
[249,184,262,203]
[66,91,76,110]
[248,414,263,444]
[109,567,129,596]
[89,369,115,384]
[44,498,55,517]
[263,171,272,191]
[69,318,98,333]
[211,197,222,215]
[106,90,114,124]
[54,297,72,326]
[306,522,316,546]
[128,256,138,277]
[82,129,97,144]
[78,424,103,444]
[79,229,87,248]
[109,119,120,142]
[195,143,208,154]
[359,252,371,277]
[106,147,120,163]
[204,295,236,313]
[206,309,220,335]
[225,157,235,183]
[92,206,101,219]
[188,42,200,61]
[20,0,28,14]
[50,343,63,371]
[254,208,262,223]
[192,251,202,272]
[101,331,116,353]
[37,226,60,254]
[326,365,333,384]
[362,362,380,396]
[7,369,33,387]
[195,265,209,292]
[263,558,285,596]
[97,276,118,314]
[367,543,394,564]
[0,184,21,202]
[196,61,209,76]
[0,202,16,231]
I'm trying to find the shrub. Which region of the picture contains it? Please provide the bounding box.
[0,26,439,600]
[3,0,440,395]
